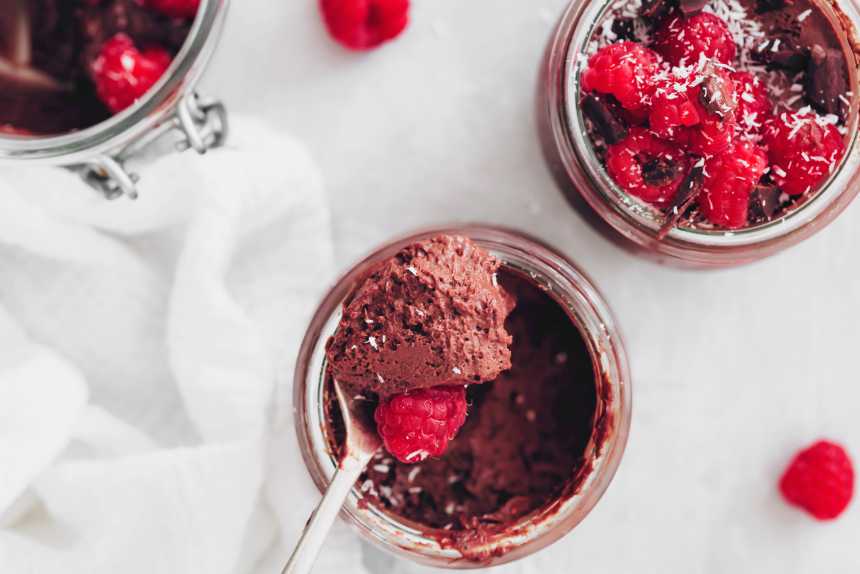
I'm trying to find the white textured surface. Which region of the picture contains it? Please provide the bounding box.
[203,1,858,572]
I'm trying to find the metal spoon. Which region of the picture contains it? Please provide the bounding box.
[282,380,382,574]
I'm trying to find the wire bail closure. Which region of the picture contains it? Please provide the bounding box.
[78,91,228,200]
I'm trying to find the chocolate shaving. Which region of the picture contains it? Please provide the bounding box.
[699,67,737,118]
[806,45,849,121]
[657,164,705,239]
[639,0,670,21]
[642,157,684,187]
[680,0,708,14]
[582,94,628,145]
[755,0,788,12]
[748,184,783,222]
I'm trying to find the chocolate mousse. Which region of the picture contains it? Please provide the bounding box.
[579,0,858,231]
[0,0,191,135]
[322,236,604,559]
[326,235,515,397]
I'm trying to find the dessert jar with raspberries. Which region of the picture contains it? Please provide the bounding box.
[292,226,632,567]
[0,0,228,199]
[539,0,860,267]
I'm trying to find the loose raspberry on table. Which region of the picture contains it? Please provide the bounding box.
[732,71,773,136]
[780,440,854,521]
[90,34,172,114]
[320,0,409,51]
[143,0,199,19]
[581,41,662,113]
[763,110,846,196]
[374,385,468,464]
[605,127,688,207]
[699,140,767,228]
[652,12,737,67]
[649,64,737,155]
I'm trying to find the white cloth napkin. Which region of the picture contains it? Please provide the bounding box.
[0,117,370,574]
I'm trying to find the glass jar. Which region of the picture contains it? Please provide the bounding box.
[538,0,860,267]
[0,0,229,199]
[292,225,632,568]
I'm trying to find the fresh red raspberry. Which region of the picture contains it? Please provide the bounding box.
[649,66,737,155]
[653,12,737,67]
[90,34,172,114]
[780,440,854,521]
[699,140,767,228]
[605,127,688,207]
[320,0,409,51]
[581,42,662,113]
[143,0,199,19]
[732,71,773,136]
[763,110,846,196]
[374,385,468,463]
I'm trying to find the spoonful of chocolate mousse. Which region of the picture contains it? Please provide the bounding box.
[283,234,515,574]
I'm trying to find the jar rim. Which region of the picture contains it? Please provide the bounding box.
[0,0,227,165]
[555,0,860,253]
[291,224,632,568]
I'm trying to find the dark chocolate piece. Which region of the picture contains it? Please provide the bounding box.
[699,66,737,118]
[748,184,783,222]
[640,0,671,21]
[756,0,789,12]
[642,157,684,187]
[611,17,637,42]
[751,38,808,73]
[680,0,708,14]
[657,164,705,239]
[582,94,628,145]
[806,45,850,120]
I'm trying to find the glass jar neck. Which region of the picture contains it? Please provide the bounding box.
[0,0,227,166]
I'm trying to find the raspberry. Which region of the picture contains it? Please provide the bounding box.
[143,0,199,19]
[653,12,737,67]
[581,42,662,113]
[649,65,737,155]
[606,127,688,207]
[320,0,409,51]
[90,34,172,114]
[699,140,767,228]
[763,110,846,196]
[374,385,468,463]
[732,71,773,135]
[780,440,854,520]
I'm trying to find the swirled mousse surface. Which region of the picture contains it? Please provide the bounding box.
[325,235,515,397]
[324,271,602,558]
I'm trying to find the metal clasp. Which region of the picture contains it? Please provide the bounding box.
[79,91,229,200]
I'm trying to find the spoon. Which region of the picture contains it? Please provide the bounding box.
[282,381,382,574]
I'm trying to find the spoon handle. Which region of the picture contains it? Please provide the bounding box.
[281,452,371,574]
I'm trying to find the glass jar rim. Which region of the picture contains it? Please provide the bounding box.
[0,0,227,165]
[558,0,860,251]
[292,224,633,568]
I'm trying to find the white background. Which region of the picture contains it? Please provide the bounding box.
[204,1,859,572]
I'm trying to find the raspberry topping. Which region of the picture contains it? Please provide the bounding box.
[143,0,200,19]
[700,140,767,228]
[649,63,737,155]
[763,110,846,196]
[780,440,854,521]
[90,34,172,114]
[320,0,410,51]
[581,42,662,113]
[606,127,688,207]
[374,385,468,463]
[653,12,737,67]
[732,71,774,136]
